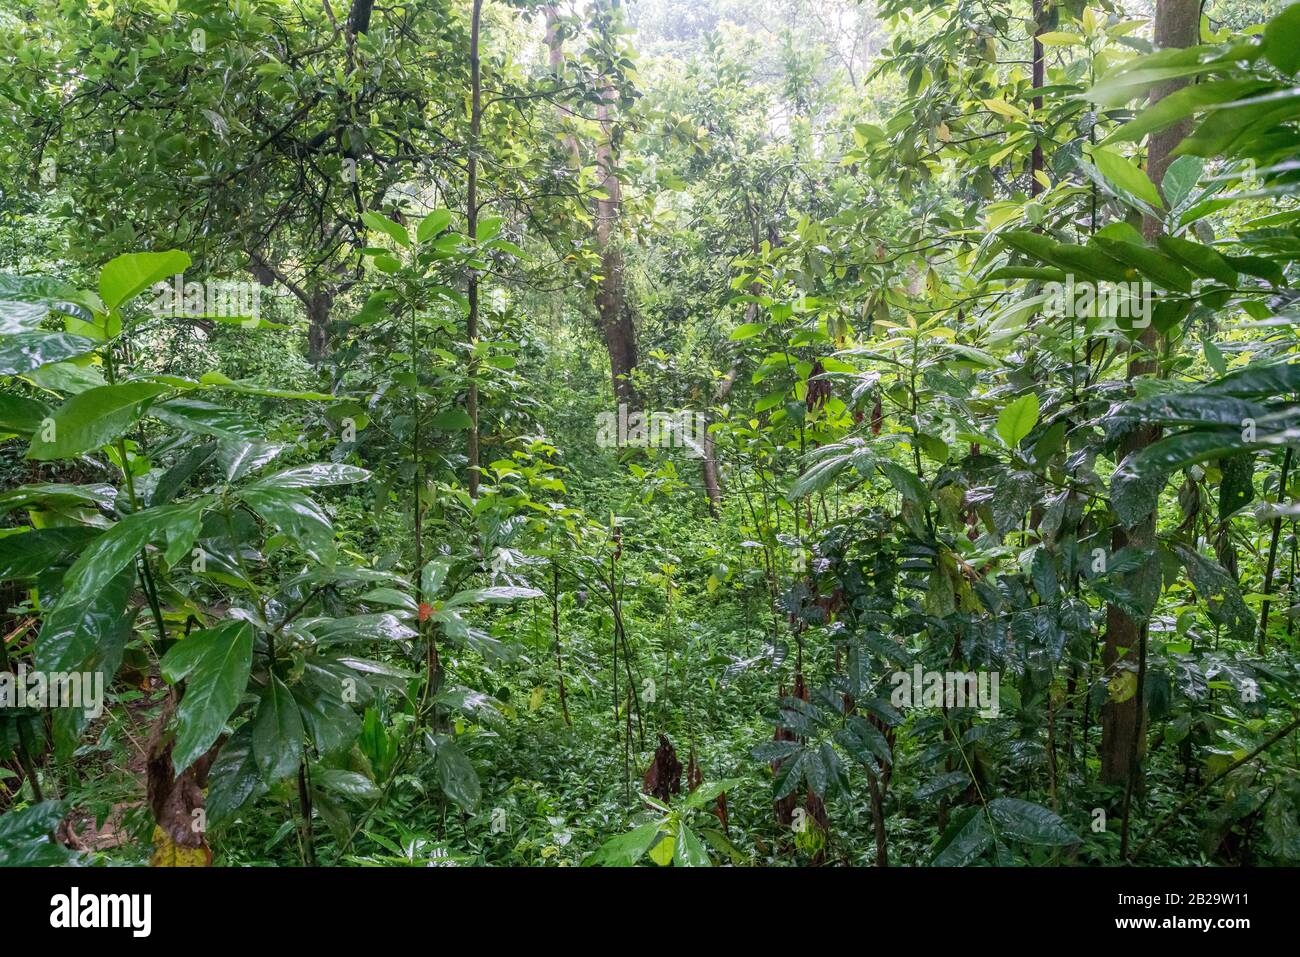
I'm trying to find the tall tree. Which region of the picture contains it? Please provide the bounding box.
[1100,0,1202,794]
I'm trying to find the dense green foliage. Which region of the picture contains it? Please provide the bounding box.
[2,0,1300,868]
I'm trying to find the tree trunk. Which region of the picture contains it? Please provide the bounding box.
[595,79,637,406]
[1030,0,1044,196]
[592,2,637,406]
[544,6,582,170]
[466,0,483,498]
[307,288,334,363]
[1099,0,1200,787]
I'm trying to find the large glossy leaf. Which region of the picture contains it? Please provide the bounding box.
[34,565,135,675]
[1111,429,1253,528]
[205,725,265,825]
[59,500,208,608]
[160,621,254,772]
[150,398,264,440]
[1197,362,1300,398]
[251,674,304,784]
[674,822,712,866]
[0,393,50,435]
[361,211,410,248]
[425,733,481,810]
[98,250,191,311]
[27,381,170,460]
[0,482,116,518]
[1264,2,1300,74]
[581,821,663,867]
[0,801,76,867]
[0,274,95,332]
[1173,542,1253,643]
[933,806,994,866]
[416,209,452,244]
[0,332,98,375]
[987,798,1078,846]
[309,613,417,645]
[239,487,335,563]
[996,393,1039,447]
[0,526,100,580]
[1107,80,1266,144]
[1091,147,1163,207]
[242,463,370,491]
[444,585,543,607]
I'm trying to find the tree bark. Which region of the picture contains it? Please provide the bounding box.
[593,2,637,406]
[595,81,637,406]
[1030,0,1044,197]
[466,0,483,498]
[1099,0,1200,787]
[306,289,334,363]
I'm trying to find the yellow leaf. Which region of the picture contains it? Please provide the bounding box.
[1038,31,1081,46]
[936,122,952,142]
[1108,671,1138,704]
[529,686,545,711]
[1033,169,1051,189]
[982,98,1026,121]
[150,826,212,867]
[649,833,675,866]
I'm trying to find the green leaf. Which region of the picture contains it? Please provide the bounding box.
[982,790,1076,842]
[416,209,452,244]
[729,322,766,341]
[315,768,380,800]
[0,802,76,866]
[682,778,744,810]
[987,798,1078,846]
[160,622,254,773]
[1218,452,1255,519]
[1264,3,1300,75]
[1105,82,1268,146]
[1173,542,1254,644]
[98,250,191,311]
[1088,146,1163,209]
[444,585,543,607]
[27,381,170,460]
[0,482,116,519]
[59,501,207,608]
[361,211,410,248]
[1161,155,1204,209]
[933,806,993,866]
[34,565,135,675]
[674,822,712,866]
[0,332,98,375]
[430,407,473,431]
[996,392,1039,447]
[0,526,100,580]
[252,674,304,784]
[425,733,481,810]
[239,487,336,564]
[242,463,370,491]
[1197,362,1300,398]
[150,398,264,441]
[1111,429,1248,528]
[205,726,264,825]
[0,393,50,435]
[581,821,662,867]
[1157,235,1237,286]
